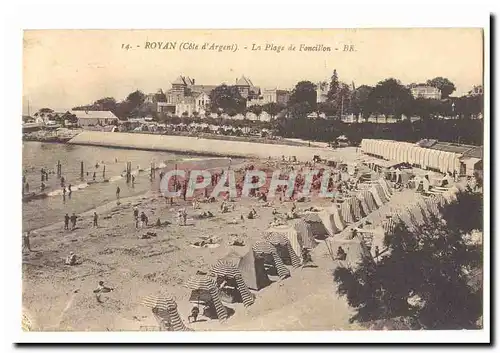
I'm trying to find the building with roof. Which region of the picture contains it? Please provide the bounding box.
[164,75,261,117]
[71,110,119,127]
[247,88,290,107]
[410,85,442,100]
[414,139,483,176]
[468,85,483,96]
[234,76,261,100]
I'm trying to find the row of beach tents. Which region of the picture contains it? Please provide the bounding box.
[138,218,320,330]
[360,139,462,174]
[132,176,467,331]
[297,177,394,238]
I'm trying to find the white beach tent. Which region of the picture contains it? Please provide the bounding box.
[415,147,425,167]
[438,151,449,173]
[422,148,432,169]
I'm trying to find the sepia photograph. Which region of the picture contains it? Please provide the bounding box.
[13,18,489,344]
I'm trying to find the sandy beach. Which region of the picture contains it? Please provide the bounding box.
[22,151,430,332]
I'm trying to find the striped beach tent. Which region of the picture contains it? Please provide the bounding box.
[347,196,364,220]
[223,250,271,291]
[301,211,332,238]
[374,184,388,203]
[252,241,290,279]
[357,189,378,214]
[266,225,301,264]
[382,215,399,235]
[291,219,317,250]
[369,186,384,208]
[209,260,255,307]
[377,179,392,200]
[141,295,191,331]
[184,275,228,321]
[264,230,302,268]
[379,178,393,196]
[356,192,371,217]
[340,199,355,224]
[325,205,346,233]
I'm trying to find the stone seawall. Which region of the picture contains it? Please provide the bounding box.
[68,131,347,161]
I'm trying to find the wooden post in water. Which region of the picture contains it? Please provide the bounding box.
[103,165,106,179]
[126,162,131,184]
[80,161,84,180]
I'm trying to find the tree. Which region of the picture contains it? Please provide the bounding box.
[126,90,146,107]
[317,102,337,117]
[289,81,317,111]
[39,108,54,114]
[287,102,313,119]
[365,79,414,118]
[262,102,286,118]
[246,105,263,116]
[351,85,373,120]
[209,84,246,114]
[327,69,339,102]
[333,190,483,329]
[426,77,456,98]
[94,97,117,111]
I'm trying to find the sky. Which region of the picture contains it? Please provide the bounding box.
[22,28,484,114]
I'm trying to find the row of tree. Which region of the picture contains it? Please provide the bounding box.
[284,72,482,120]
[273,118,484,146]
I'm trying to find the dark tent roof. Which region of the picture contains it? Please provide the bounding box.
[222,250,271,291]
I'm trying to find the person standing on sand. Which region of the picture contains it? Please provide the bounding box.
[68,184,72,198]
[70,213,77,230]
[22,231,32,252]
[62,186,66,197]
[25,182,30,193]
[93,212,98,228]
[140,212,148,227]
[116,186,121,200]
[64,213,70,230]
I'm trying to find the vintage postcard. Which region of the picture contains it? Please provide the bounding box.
[19,27,487,342]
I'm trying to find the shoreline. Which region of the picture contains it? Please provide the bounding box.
[26,158,248,233]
